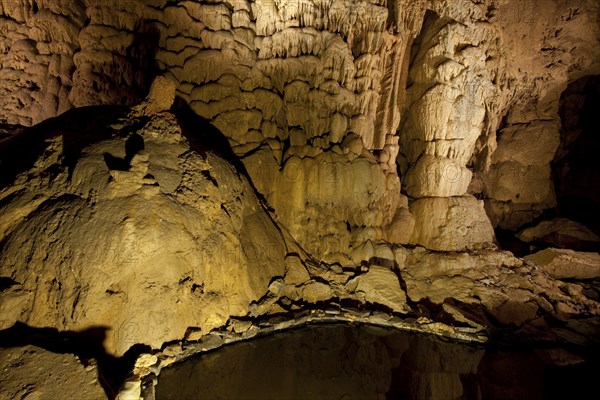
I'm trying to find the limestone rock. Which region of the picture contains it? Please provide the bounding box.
[517,219,600,250]
[409,196,495,251]
[1,0,598,269]
[525,248,600,280]
[0,0,423,228]
[301,281,333,304]
[404,155,472,197]
[348,266,410,314]
[479,1,600,229]
[284,255,311,286]
[0,109,286,356]
[131,75,176,116]
[1,0,600,394]
[267,152,402,257]
[384,207,415,245]
[402,248,599,327]
[0,345,105,400]
[489,300,539,326]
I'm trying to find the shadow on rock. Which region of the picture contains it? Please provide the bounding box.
[0,321,151,399]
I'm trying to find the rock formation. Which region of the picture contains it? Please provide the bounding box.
[0,343,106,400]
[1,0,599,399]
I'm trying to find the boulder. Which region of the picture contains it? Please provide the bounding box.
[517,218,600,251]
[0,110,286,356]
[347,266,410,313]
[525,248,600,280]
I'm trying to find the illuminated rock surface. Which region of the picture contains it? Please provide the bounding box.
[525,248,600,281]
[0,107,292,355]
[0,0,599,399]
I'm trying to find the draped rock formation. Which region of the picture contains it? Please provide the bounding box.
[1,1,600,399]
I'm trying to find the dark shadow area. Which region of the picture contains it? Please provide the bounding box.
[104,133,145,171]
[88,19,160,107]
[477,344,600,400]
[0,16,159,187]
[171,96,272,209]
[554,75,600,234]
[495,227,531,257]
[60,106,136,177]
[0,276,19,291]
[0,123,25,141]
[490,75,600,254]
[542,353,600,400]
[493,207,557,255]
[171,96,245,169]
[494,201,599,255]
[126,20,161,105]
[0,322,150,399]
[0,105,129,189]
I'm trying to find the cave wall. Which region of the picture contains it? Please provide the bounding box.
[480,0,600,230]
[1,0,599,251]
[2,4,600,397]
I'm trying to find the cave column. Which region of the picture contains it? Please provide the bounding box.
[400,12,496,251]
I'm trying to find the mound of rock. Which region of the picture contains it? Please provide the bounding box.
[0,106,286,356]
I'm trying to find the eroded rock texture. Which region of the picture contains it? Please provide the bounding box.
[0,107,287,356]
[2,0,599,254]
[0,344,105,400]
[1,101,598,399]
[1,0,600,399]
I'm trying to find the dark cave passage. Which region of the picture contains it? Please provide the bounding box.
[494,75,600,256]
[554,75,600,236]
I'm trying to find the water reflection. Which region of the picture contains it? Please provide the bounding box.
[155,324,599,400]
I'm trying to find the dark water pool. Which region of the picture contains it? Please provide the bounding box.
[155,324,599,400]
